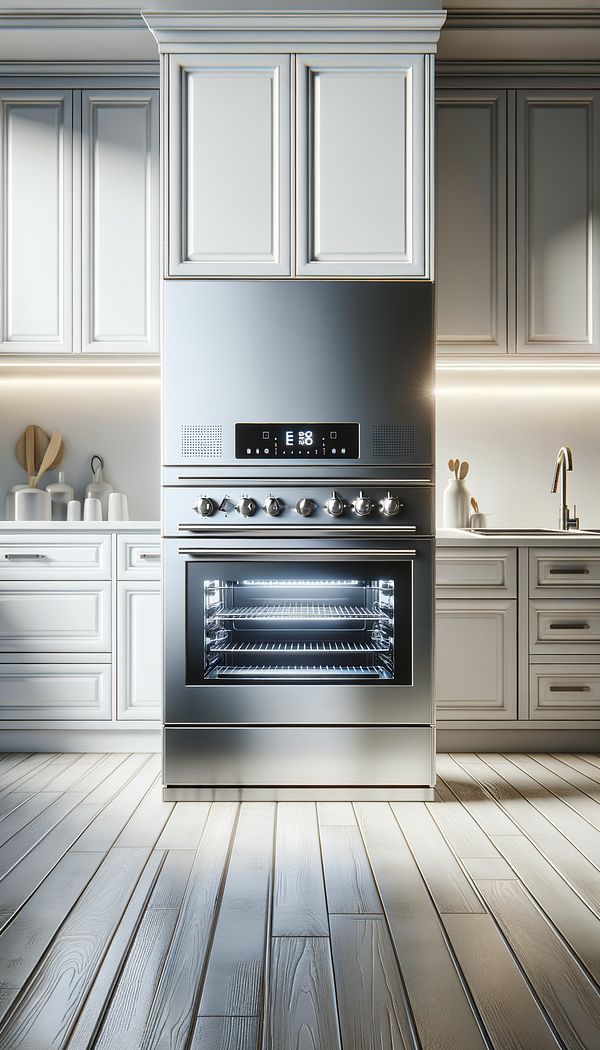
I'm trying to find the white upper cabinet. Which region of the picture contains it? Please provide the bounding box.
[0,91,72,353]
[436,91,507,354]
[81,90,159,354]
[296,54,426,277]
[0,84,159,357]
[516,90,600,356]
[168,54,291,276]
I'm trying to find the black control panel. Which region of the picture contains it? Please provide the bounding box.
[235,423,359,459]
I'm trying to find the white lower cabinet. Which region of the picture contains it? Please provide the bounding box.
[435,598,517,720]
[0,529,161,741]
[117,580,162,720]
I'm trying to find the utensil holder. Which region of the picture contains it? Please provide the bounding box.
[443,479,471,529]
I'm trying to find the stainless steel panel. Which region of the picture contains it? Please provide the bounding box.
[163,726,435,787]
[163,280,434,469]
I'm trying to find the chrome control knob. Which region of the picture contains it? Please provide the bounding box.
[194,496,215,517]
[296,497,316,517]
[263,496,283,517]
[236,496,256,517]
[325,491,345,517]
[380,492,402,518]
[353,491,374,517]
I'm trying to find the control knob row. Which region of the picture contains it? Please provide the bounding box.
[195,490,403,518]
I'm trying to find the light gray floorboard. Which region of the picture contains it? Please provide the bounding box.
[0,753,597,1050]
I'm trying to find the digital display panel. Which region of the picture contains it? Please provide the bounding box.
[235,423,359,459]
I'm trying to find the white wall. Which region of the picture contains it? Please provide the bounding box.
[436,369,600,529]
[0,370,161,521]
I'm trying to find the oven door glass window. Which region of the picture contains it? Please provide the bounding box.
[186,561,412,686]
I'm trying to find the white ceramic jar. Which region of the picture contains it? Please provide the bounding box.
[443,479,471,529]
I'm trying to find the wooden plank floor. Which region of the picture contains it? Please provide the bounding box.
[0,754,599,1049]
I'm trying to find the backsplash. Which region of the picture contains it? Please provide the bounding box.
[436,369,600,529]
[0,371,161,522]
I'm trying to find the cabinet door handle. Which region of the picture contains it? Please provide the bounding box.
[548,622,590,630]
[3,553,45,560]
[549,684,591,692]
[139,552,161,560]
[548,567,590,575]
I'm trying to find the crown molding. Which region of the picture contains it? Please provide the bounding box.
[444,8,600,30]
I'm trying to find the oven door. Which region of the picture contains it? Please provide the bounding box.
[165,535,433,725]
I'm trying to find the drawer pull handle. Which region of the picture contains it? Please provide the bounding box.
[549,622,590,630]
[549,684,591,692]
[3,553,45,560]
[548,567,590,575]
[139,552,161,560]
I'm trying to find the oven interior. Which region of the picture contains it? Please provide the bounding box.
[185,561,414,685]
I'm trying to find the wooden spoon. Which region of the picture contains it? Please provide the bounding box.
[454,460,459,479]
[31,431,63,489]
[25,426,36,486]
[459,460,469,480]
[15,425,50,482]
[471,496,479,513]
[447,458,456,476]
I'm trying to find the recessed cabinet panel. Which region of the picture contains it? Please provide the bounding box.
[0,92,72,353]
[517,90,600,354]
[168,54,291,276]
[0,661,111,720]
[436,92,507,353]
[530,664,600,720]
[117,581,162,719]
[82,91,159,353]
[297,54,426,277]
[0,582,110,652]
[435,599,517,720]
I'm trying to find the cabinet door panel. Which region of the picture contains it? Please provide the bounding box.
[117,581,161,720]
[0,582,110,652]
[0,91,72,353]
[297,54,426,277]
[0,661,111,720]
[81,91,159,353]
[435,599,517,720]
[436,91,507,354]
[168,54,291,276]
[517,90,600,354]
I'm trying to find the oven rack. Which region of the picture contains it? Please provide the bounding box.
[213,603,387,620]
[208,640,391,654]
[211,664,391,679]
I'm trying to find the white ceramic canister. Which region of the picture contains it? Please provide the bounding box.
[14,487,51,522]
[443,478,471,529]
[469,511,488,529]
[46,471,75,521]
[4,484,29,520]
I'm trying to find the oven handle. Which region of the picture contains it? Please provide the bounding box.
[179,548,418,560]
[177,525,418,537]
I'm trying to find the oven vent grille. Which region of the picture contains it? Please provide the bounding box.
[372,425,415,458]
[181,424,223,459]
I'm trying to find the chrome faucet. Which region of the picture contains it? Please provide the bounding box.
[551,446,579,530]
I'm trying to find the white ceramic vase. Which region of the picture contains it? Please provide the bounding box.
[443,479,471,528]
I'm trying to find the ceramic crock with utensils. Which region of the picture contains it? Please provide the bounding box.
[443,458,471,528]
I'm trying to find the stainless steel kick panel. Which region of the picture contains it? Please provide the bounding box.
[163,280,434,469]
[163,726,435,788]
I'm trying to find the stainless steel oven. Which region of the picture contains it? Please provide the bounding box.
[162,281,435,799]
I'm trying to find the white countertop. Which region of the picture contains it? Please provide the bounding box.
[0,521,160,532]
[436,528,600,546]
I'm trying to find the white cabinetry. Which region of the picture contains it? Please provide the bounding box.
[168,54,290,277]
[436,83,600,357]
[435,548,518,720]
[0,528,161,739]
[296,54,426,277]
[116,535,161,720]
[0,83,159,356]
[81,90,159,353]
[0,91,72,353]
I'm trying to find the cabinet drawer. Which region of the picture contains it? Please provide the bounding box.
[0,582,111,652]
[530,664,600,720]
[436,548,517,597]
[117,535,161,579]
[530,599,600,656]
[530,548,600,596]
[0,661,111,720]
[0,535,111,580]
